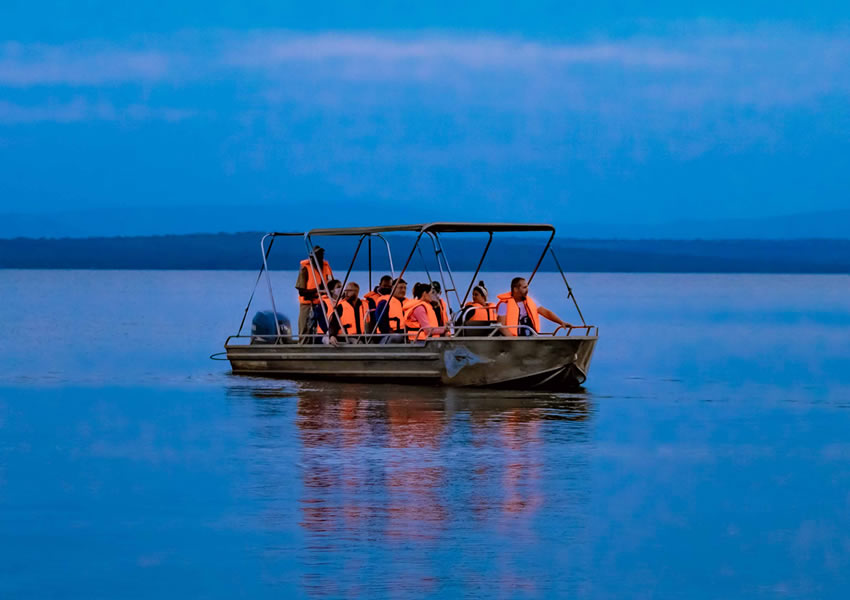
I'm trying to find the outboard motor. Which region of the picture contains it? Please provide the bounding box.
[251,311,292,344]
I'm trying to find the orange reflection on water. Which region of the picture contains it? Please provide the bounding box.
[277,383,591,597]
[499,410,545,516]
[384,396,448,541]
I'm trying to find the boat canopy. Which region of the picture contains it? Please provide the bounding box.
[236,221,589,339]
[269,222,556,237]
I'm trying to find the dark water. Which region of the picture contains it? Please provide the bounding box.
[2,270,849,598]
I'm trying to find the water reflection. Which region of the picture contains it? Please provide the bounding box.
[228,381,593,597]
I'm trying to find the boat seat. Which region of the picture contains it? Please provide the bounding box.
[456,319,497,337]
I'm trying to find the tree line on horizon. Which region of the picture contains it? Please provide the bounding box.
[1,233,849,273]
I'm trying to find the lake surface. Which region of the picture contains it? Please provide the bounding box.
[2,270,849,599]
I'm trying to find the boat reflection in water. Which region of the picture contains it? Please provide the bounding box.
[228,380,593,597]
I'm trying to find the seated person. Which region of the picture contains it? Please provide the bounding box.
[496,277,574,336]
[314,279,342,339]
[326,282,368,346]
[403,282,450,341]
[429,280,450,327]
[456,280,497,336]
[363,275,393,330]
[375,278,407,335]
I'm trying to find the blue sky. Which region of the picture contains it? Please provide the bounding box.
[1,2,849,234]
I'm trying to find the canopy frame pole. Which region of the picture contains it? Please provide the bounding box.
[528,229,556,284]
[303,233,334,300]
[426,232,461,317]
[327,234,367,341]
[302,233,337,343]
[374,234,396,278]
[416,243,435,284]
[549,247,587,326]
[261,234,281,338]
[238,234,277,336]
[367,231,425,344]
[460,231,494,307]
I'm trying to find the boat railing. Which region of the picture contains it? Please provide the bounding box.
[225,323,597,346]
[552,324,598,336]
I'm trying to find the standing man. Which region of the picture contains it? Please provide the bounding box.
[496,277,574,336]
[295,246,333,338]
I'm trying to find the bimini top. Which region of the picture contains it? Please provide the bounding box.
[270,222,556,237]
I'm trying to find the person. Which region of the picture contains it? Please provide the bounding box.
[326,282,368,346]
[496,277,574,336]
[295,246,333,337]
[403,282,449,341]
[363,275,393,329]
[315,279,343,337]
[375,278,407,335]
[429,281,450,327]
[457,281,497,333]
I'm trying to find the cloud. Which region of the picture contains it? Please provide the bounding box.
[0,98,197,124]
[2,26,849,113]
[221,33,698,70]
[2,24,849,217]
[0,41,176,86]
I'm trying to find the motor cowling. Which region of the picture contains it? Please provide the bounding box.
[251,311,292,344]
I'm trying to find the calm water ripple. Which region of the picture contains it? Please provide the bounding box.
[1,270,850,598]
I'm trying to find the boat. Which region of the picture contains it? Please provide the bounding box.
[222,223,598,390]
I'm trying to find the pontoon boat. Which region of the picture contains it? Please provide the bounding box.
[222,223,598,390]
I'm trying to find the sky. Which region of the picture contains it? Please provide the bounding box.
[1,2,849,235]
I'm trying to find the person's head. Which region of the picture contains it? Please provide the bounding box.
[511,277,528,300]
[326,278,342,298]
[392,278,407,299]
[312,246,325,263]
[379,275,392,288]
[472,280,488,305]
[413,282,432,302]
[343,281,360,302]
[430,281,442,297]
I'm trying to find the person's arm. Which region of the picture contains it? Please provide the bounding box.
[364,308,373,334]
[314,304,329,334]
[414,306,446,336]
[412,306,430,335]
[295,266,307,290]
[496,303,512,336]
[328,305,344,346]
[538,306,574,329]
[375,299,390,333]
[296,267,319,301]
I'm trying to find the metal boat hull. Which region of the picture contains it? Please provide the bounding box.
[226,336,597,390]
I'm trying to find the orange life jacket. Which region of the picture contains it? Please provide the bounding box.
[338,299,367,336]
[403,298,443,341]
[496,292,540,336]
[434,297,449,326]
[362,289,381,331]
[376,294,405,332]
[461,301,497,322]
[363,289,381,314]
[298,259,333,305]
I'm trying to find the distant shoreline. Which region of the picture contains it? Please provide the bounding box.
[2,233,849,274]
